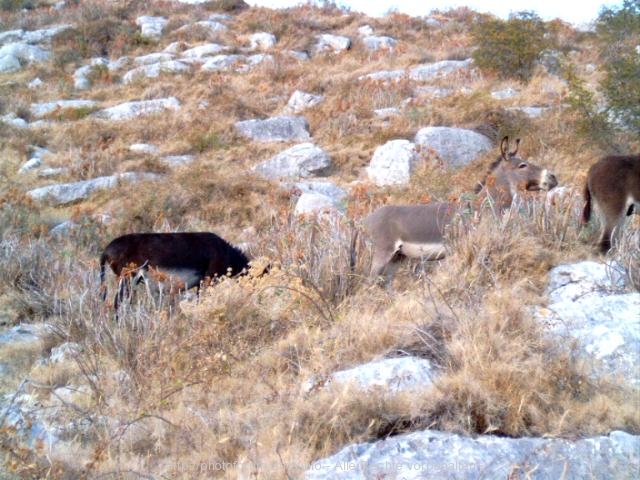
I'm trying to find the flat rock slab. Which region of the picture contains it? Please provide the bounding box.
[235,116,311,142]
[409,59,473,81]
[27,172,159,206]
[30,99,98,118]
[93,97,180,121]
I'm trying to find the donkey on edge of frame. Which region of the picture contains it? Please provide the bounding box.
[582,154,640,253]
[363,136,559,286]
[99,231,250,310]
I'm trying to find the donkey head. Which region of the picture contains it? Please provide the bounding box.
[497,136,558,192]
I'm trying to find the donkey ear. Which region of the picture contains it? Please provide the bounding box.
[500,136,509,159]
[510,138,521,156]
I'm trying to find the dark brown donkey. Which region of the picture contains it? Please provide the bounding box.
[364,137,558,286]
[100,232,250,309]
[582,154,640,253]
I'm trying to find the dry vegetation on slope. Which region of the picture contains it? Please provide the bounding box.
[0,0,639,478]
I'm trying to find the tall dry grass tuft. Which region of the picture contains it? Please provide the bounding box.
[436,192,585,298]
[611,218,640,291]
[263,210,368,306]
[0,235,68,322]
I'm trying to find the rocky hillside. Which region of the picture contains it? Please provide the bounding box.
[0,0,638,478]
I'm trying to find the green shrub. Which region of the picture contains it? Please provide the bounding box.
[596,0,640,136]
[562,63,617,151]
[471,11,549,82]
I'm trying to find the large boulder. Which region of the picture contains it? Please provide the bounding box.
[539,261,640,385]
[366,139,418,186]
[414,127,492,168]
[235,116,311,143]
[252,143,330,179]
[306,429,639,479]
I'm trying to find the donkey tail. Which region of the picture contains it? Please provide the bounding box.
[582,182,592,224]
[99,252,108,301]
[349,224,359,275]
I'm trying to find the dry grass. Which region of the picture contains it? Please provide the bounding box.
[1,1,639,478]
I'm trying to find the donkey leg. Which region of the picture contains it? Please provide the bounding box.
[370,246,400,288]
[114,277,132,311]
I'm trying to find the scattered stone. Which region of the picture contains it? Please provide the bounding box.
[359,69,405,82]
[130,143,158,154]
[49,220,76,237]
[0,52,21,73]
[0,43,50,71]
[366,139,418,186]
[73,58,109,90]
[315,34,351,53]
[415,85,454,98]
[161,154,195,167]
[26,172,159,206]
[122,60,190,83]
[305,356,437,394]
[287,50,310,61]
[508,106,552,118]
[241,53,274,71]
[133,52,175,65]
[294,192,342,216]
[38,167,67,178]
[250,32,277,50]
[1,112,28,128]
[414,126,492,168]
[491,87,518,100]
[27,77,43,89]
[48,342,81,364]
[361,35,397,51]
[173,20,227,36]
[30,100,99,119]
[200,54,244,71]
[283,90,324,114]
[136,16,167,41]
[181,43,228,58]
[409,59,473,81]
[289,181,347,201]
[235,116,311,143]
[358,25,374,36]
[93,97,180,121]
[252,143,330,179]
[374,107,401,118]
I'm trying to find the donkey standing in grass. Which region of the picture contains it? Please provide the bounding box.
[100,232,250,310]
[582,154,640,253]
[364,137,558,285]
